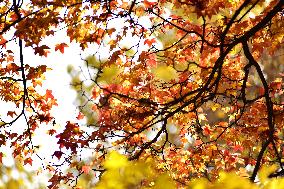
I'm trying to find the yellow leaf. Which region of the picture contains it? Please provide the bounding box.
[217,172,256,189]
[86,55,100,68]
[187,178,208,189]
[6,179,19,189]
[153,174,176,189]
[104,151,128,169]
[264,178,284,189]
[152,65,178,82]
[259,164,278,184]
[98,65,122,84]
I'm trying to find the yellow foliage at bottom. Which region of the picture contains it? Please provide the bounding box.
[95,151,284,189]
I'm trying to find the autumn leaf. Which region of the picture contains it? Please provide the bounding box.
[104,151,128,169]
[82,165,91,174]
[76,112,84,120]
[233,144,244,153]
[154,174,176,189]
[151,65,178,82]
[10,12,19,22]
[144,0,156,8]
[24,157,33,166]
[34,45,50,57]
[259,164,278,183]
[7,111,17,118]
[53,151,63,160]
[45,89,54,100]
[86,55,100,68]
[0,35,7,47]
[0,134,6,145]
[55,43,69,54]
[144,38,156,46]
[98,65,122,84]
[47,129,57,136]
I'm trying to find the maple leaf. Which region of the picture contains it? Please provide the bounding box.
[55,43,69,54]
[45,89,54,100]
[24,157,33,166]
[144,0,156,8]
[76,112,84,120]
[7,111,17,118]
[0,35,7,47]
[53,151,63,160]
[194,140,203,146]
[152,65,178,82]
[82,165,91,174]
[0,134,6,145]
[98,65,122,84]
[233,144,244,153]
[104,151,128,169]
[34,45,50,57]
[47,129,57,136]
[144,38,156,46]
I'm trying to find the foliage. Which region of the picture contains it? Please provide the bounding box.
[97,151,284,189]
[0,0,284,188]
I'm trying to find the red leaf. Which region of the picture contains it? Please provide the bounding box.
[45,89,54,100]
[76,112,84,120]
[7,111,16,118]
[55,43,68,54]
[0,152,3,163]
[82,165,91,174]
[24,157,33,166]
[270,81,282,90]
[10,13,19,21]
[203,127,211,135]
[0,134,5,145]
[47,129,57,136]
[0,35,7,47]
[233,144,244,153]
[34,45,50,57]
[144,38,156,46]
[194,139,203,146]
[259,87,265,95]
[53,151,63,160]
[144,0,156,8]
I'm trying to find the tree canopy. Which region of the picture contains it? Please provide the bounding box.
[0,0,284,188]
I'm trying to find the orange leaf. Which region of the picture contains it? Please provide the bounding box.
[144,0,156,8]
[7,111,16,118]
[34,45,50,57]
[10,13,18,22]
[259,87,265,95]
[55,43,69,54]
[24,157,33,166]
[76,112,84,120]
[82,165,91,174]
[194,140,203,146]
[0,35,7,47]
[47,129,57,136]
[144,38,156,46]
[233,144,244,153]
[45,89,54,100]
